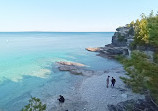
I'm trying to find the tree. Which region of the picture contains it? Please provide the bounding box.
[147,12,158,47]
[134,18,149,45]
[118,51,158,104]
[132,11,158,47]
[130,21,135,27]
[22,97,46,111]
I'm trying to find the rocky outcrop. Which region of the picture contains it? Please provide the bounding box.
[86,26,134,58]
[86,46,129,59]
[56,61,103,76]
[85,26,158,111]
[85,47,100,52]
[112,36,127,47]
[97,45,129,58]
[108,99,158,111]
[112,26,134,47]
[102,44,129,55]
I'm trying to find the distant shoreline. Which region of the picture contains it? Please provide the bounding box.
[0,31,114,33]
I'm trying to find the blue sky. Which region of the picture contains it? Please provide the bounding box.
[0,0,158,32]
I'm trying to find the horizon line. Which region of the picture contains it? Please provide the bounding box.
[0,31,115,33]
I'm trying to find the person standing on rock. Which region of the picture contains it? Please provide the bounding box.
[106,76,110,88]
[111,77,116,87]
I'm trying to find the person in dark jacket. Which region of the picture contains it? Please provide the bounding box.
[111,77,116,87]
[58,95,65,108]
[58,95,65,103]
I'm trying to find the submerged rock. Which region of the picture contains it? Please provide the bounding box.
[56,61,95,76]
[57,61,85,67]
[56,61,105,76]
[58,65,77,71]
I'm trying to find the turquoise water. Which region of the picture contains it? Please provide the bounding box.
[0,32,120,111]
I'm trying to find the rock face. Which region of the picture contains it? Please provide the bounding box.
[103,45,129,55]
[86,26,134,58]
[112,32,127,47]
[112,26,134,47]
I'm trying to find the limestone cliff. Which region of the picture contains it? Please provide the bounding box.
[112,26,134,47]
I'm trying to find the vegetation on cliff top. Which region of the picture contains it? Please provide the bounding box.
[130,11,158,48]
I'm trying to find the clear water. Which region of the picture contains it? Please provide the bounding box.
[0,32,120,111]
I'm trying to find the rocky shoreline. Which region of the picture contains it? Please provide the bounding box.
[86,26,133,59]
[85,25,158,111]
[54,61,145,111]
[53,26,158,111]
[86,44,129,59]
[54,61,158,111]
[108,98,158,111]
[86,25,157,60]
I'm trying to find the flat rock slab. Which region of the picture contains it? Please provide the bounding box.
[56,61,97,76]
[86,45,129,59]
[56,61,105,76]
[85,47,101,52]
[57,61,86,67]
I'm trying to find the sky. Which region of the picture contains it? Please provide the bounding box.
[0,0,158,32]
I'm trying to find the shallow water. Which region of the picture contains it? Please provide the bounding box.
[0,32,121,110]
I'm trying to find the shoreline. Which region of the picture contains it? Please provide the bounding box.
[48,62,144,111]
[38,23,158,110]
[79,66,144,111]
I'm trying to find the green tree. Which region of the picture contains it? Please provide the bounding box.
[118,51,158,104]
[134,18,149,45]
[22,97,46,111]
[132,11,158,48]
[130,21,135,27]
[118,10,158,105]
[147,12,158,47]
